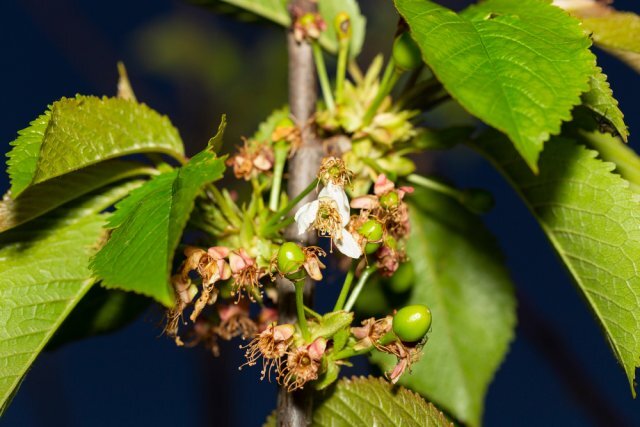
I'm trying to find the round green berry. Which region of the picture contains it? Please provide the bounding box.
[365,242,381,254]
[379,191,400,209]
[393,304,432,342]
[388,262,414,294]
[357,219,384,242]
[392,32,422,71]
[277,242,305,274]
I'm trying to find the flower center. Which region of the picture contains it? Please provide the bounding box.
[312,199,343,238]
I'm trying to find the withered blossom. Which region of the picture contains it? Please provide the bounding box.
[281,338,327,391]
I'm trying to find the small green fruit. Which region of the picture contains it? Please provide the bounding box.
[393,304,432,342]
[393,32,422,71]
[365,242,381,254]
[379,191,400,209]
[277,242,305,274]
[357,219,384,242]
[388,262,414,293]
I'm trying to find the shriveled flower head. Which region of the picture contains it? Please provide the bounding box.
[351,316,393,351]
[185,246,232,321]
[383,342,422,384]
[241,323,295,381]
[216,301,258,340]
[229,249,265,302]
[292,11,326,42]
[183,318,221,356]
[226,139,274,181]
[295,183,362,258]
[164,274,198,346]
[376,244,405,277]
[281,338,327,391]
[318,157,353,187]
[257,307,279,332]
[271,119,302,154]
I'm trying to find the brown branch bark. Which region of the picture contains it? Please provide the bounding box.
[276,1,323,426]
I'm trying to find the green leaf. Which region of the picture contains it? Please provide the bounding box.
[308,311,354,341]
[7,95,184,196]
[474,132,640,396]
[581,10,640,72]
[313,376,453,427]
[394,0,595,171]
[195,0,365,57]
[371,187,516,427]
[577,129,640,193]
[0,181,137,413]
[0,160,155,233]
[581,67,628,142]
[91,141,226,307]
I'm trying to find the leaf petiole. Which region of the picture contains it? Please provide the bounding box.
[343,266,378,312]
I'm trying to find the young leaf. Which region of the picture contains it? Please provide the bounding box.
[7,96,184,196]
[581,67,628,142]
[313,376,453,427]
[91,144,226,306]
[371,188,516,427]
[394,0,595,171]
[581,10,640,72]
[0,181,138,414]
[0,160,155,233]
[474,132,640,396]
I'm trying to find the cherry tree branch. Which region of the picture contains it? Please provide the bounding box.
[276,0,323,425]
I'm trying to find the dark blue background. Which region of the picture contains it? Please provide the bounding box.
[1,0,639,426]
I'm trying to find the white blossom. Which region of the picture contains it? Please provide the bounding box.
[294,183,362,258]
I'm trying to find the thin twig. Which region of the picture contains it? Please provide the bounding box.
[276,0,323,425]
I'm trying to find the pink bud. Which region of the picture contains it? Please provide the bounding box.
[308,337,327,360]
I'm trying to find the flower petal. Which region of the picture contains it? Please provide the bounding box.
[294,200,319,235]
[321,183,351,226]
[335,228,363,258]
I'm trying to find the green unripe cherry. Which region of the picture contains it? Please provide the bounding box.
[388,262,415,294]
[358,219,384,254]
[393,304,432,342]
[357,219,384,242]
[392,32,422,71]
[379,191,400,209]
[277,242,305,274]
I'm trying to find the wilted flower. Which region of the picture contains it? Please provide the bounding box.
[318,157,353,187]
[187,246,232,321]
[216,301,258,340]
[292,11,326,42]
[165,274,198,346]
[376,244,405,277]
[184,318,221,356]
[351,316,393,351]
[241,323,295,381]
[229,249,265,302]
[294,183,362,258]
[281,338,327,391]
[226,139,274,180]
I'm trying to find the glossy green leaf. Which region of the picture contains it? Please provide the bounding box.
[0,160,155,233]
[91,144,226,306]
[371,187,516,427]
[0,181,139,414]
[581,67,628,142]
[394,0,595,171]
[313,376,453,427]
[7,96,184,196]
[475,132,640,396]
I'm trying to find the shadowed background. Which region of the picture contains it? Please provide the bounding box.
[0,0,639,425]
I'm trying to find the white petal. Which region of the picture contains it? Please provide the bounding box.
[321,183,350,226]
[294,200,319,235]
[335,229,362,258]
